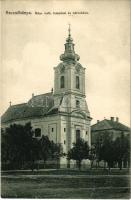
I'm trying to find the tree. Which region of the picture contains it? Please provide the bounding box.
[88,144,96,169]
[39,136,63,168]
[2,123,66,170]
[1,123,35,169]
[99,136,115,171]
[67,138,89,170]
[1,129,9,164]
[29,137,41,171]
[94,137,102,168]
[2,123,64,170]
[39,135,52,168]
[50,142,63,168]
[113,133,130,170]
[98,132,130,171]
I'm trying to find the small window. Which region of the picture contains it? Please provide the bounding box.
[68,44,73,51]
[60,76,65,88]
[76,76,80,89]
[35,128,41,137]
[76,130,80,141]
[64,128,66,132]
[52,128,54,132]
[100,136,103,142]
[64,140,66,144]
[86,131,88,135]
[76,100,80,108]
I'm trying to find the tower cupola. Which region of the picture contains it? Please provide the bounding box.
[60,24,80,62]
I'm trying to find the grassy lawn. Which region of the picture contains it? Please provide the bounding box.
[1,169,130,198]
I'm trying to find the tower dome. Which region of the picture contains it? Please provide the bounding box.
[60,24,80,62]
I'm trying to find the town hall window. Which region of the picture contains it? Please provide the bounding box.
[76,76,80,89]
[35,128,41,137]
[60,76,65,88]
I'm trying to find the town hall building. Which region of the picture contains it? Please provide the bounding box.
[1,26,91,167]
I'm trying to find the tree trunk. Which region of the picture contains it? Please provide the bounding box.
[90,160,94,169]
[96,160,99,168]
[123,159,127,168]
[67,159,70,168]
[108,162,111,173]
[118,160,122,170]
[31,161,34,172]
[57,158,59,169]
[78,160,81,171]
[98,161,100,168]
[44,160,46,169]
[104,161,106,169]
[37,163,39,171]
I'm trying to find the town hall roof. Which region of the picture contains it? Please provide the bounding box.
[91,118,130,132]
[1,92,57,124]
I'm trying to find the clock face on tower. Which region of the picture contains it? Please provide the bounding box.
[60,65,65,73]
[75,63,82,73]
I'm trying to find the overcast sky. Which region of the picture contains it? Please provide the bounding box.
[1,0,130,126]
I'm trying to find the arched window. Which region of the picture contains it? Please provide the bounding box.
[60,76,65,88]
[76,76,80,89]
[35,128,41,137]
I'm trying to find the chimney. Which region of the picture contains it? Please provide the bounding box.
[116,117,119,122]
[97,120,100,123]
[32,93,34,98]
[110,117,114,121]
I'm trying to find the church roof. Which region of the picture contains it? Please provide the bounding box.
[1,104,44,123]
[1,92,56,124]
[28,92,54,108]
[91,119,130,132]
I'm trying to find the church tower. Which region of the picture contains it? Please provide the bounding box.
[54,25,87,108]
[53,25,91,164]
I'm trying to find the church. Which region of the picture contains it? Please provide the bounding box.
[1,26,91,167]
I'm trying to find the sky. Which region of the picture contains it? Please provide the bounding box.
[1,0,130,126]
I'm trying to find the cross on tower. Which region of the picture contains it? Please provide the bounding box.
[68,23,71,36]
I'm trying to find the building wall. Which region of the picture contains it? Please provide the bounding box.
[2,115,61,143]
[54,63,85,97]
[91,129,130,145]
[2,113,91,147]
[60,115,90,152]
[59,114,91,167]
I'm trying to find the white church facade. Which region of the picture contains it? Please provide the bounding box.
[1,27,92,167]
